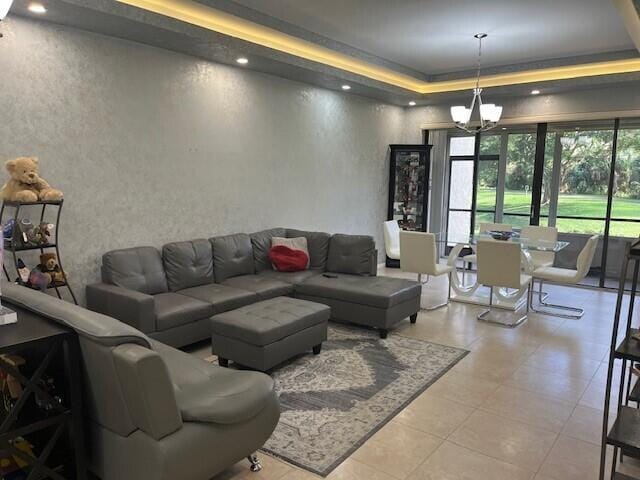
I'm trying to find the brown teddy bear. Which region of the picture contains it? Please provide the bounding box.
[39,253,65,285]
[1,157,63,202]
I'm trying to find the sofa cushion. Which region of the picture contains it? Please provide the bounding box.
[211,297,330,346]
[178,284,258,314]
[102,246,168,295]
[258,269,322,285]
[162,239,214,291]
[175,368,276,424]
[250,228,286,272]
[286,229,330,270]
[222,274,293,300]
[295,274,420,309]
[210,233,255,282]
[154,292,213,331]
[326,234,375,275]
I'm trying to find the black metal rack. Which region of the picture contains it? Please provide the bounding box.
[600,238,640,480]
[1,200,77,304]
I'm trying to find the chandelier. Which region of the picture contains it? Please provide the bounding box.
[450,33,503,133]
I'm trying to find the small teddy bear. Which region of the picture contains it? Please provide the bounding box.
[39,253,65,285]
[1,157,63,203]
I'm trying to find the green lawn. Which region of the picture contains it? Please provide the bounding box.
[475,188,640,237]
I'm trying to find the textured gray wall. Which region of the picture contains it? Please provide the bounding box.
[0,17,406,303]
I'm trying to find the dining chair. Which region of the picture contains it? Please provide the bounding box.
[476,239,532,327]
[400,231,454,310]
[521,225,558,302]
[383,220,401,262]
[462,222,513,283]
[528,234,599,319]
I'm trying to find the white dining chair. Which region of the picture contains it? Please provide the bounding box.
[400,231,454,310]
[476,239,532,327]
[461,222,513,283]
[383,220,401,262]
[528,235,599,319]
[521,225,558,302]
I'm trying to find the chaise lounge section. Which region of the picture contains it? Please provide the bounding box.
[87,227,421,346]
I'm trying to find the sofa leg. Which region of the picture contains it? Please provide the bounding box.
[218,357,229,368]
[247,454,262,472]
[410,313,418,324]
[313,344,322,354]
[379,329,388,339]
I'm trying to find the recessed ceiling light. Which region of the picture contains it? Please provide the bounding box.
[531,89,541,95]
[236,57,249,65]
[408,101,416,106]
[28,2,46,13]
[341,85,351,91]
[501,127,507,130]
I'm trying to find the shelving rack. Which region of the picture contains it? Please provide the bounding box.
[600,238,640,480]
[1,200,77,304]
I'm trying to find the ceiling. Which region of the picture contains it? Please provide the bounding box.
[5,0,640,106]
[224,0,636,76]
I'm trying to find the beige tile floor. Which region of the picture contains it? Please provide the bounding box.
[194,267,640,480]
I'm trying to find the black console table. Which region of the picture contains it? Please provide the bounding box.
[0,304,86,479]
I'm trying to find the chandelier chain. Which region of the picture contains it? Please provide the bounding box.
[476,35,482,91]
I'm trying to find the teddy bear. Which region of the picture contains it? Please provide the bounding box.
[1,157,63,203]
[39,253,65,284]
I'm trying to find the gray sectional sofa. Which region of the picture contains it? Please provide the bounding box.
[87,228,421,346]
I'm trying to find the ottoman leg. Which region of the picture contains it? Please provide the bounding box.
[218,357,229,368]
[410,313,418,324]
[313,344,322,355]
[379,329,388,339]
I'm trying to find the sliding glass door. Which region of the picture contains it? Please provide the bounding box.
[443,117,640,289]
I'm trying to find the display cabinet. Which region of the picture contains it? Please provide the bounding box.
[388,145,432,232]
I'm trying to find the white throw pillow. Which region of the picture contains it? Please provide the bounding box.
[271,237,310,269]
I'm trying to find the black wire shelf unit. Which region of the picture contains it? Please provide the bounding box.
[1,200,77,304]
[600,238,640,480]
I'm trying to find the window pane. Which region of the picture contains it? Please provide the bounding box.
[447,211,471,244]
[556,128,612,220]
[555,218,605,235]
[479,134,500,156]
[449,136,475,156]
[501,214,531,229]
[477,160,499,211]
[611,124,640,228]
[449,160,474,209]
[504,133,536,216]
[475,211,496,232]
[609,221,640,238]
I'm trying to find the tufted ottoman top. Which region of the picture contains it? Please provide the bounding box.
[211,297,329,347]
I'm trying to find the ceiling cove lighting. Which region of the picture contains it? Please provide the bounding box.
[450,34,502,133]
[27,2,46,13]
[236,57,248,64]
[341,84,351,91]
[116,0,640,94]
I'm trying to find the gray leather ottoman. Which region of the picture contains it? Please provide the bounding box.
[211,296,330,371]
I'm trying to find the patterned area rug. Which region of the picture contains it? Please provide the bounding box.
[262,325,468,476]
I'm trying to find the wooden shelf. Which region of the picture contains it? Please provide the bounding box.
[615,330,640,362]
[607,406,640,458]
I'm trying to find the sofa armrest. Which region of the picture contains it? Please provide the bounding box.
[86,283,156,333]
[113,344,183,440]
[369,248,378,276]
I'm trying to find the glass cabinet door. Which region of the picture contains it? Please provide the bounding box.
[388,145,431,232]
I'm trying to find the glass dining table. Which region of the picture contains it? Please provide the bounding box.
[433,230,570,309]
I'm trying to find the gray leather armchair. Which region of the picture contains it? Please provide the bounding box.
[3,282,280,480]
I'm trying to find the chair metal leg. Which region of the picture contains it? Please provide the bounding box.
[420,274,450,310]
[478,286,528,328]
[530,279,585,319]
[247,454,262,472]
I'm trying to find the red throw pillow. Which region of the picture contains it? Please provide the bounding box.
[268,245,309,272]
